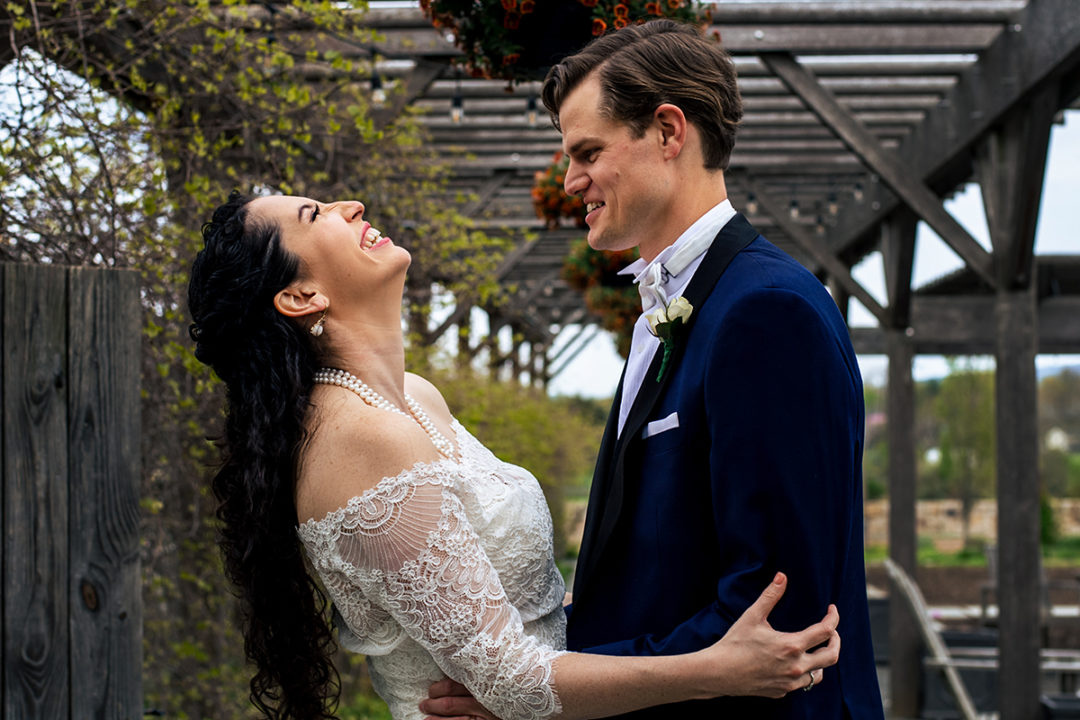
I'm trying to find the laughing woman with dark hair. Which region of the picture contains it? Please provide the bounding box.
[186,190,840,720]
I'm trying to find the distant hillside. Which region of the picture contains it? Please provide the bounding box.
[1038,363,1080,381]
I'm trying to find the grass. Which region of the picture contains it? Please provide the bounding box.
[866,535,1080,566]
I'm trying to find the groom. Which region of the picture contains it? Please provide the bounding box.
[425,19,883,719]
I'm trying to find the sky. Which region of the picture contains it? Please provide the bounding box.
[546,109,1080,397]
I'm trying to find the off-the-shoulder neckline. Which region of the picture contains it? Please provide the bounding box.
[297,418,471,533]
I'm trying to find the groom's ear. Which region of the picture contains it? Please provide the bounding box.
[654,104,688,160]
[273,283,326,319]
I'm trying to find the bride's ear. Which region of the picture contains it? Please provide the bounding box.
[273,283,327,319]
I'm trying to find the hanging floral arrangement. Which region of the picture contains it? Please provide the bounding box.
[532,152,586,229]
[423,0,712,83]
[562,238,640,357]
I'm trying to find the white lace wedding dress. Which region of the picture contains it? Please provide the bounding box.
[297,419,568,720]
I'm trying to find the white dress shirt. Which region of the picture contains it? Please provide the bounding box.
[616,200,737,437]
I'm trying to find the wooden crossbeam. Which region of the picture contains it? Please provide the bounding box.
[827,0,1080,258]
[761,52,996,287]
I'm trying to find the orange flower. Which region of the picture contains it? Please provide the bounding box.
[592,17,606,35]
[667,0,681,7]
[502,52,521,65]
[579,0,598,7]
[552,151,564,162]
[521,0,535,12]
[613,17,627,28]
[503,11,520,29]
[613,3,629,17]
[555,174,564,184]
[501,0,516,9]
[645,1,661,14]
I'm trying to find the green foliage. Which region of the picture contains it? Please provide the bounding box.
[432,368,607,557]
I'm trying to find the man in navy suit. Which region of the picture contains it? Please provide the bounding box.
[422,19,883,719]
[538,19,884,719]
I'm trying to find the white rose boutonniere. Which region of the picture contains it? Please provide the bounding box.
[645,296,694,381]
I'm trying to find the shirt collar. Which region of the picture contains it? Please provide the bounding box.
[618,199,736,284]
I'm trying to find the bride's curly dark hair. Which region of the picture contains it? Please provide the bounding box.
[187,190,339,718]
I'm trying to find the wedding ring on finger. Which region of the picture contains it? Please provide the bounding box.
[804,670,816,692]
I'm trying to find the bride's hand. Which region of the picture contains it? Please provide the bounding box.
[700,572,840,698]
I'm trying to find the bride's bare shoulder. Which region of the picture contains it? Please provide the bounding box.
[404,372,452,421]
[296,387,442,524]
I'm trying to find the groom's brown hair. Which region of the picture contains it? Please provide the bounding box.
[541,19,743,171]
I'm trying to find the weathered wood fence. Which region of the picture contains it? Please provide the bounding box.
[2,263,142,718]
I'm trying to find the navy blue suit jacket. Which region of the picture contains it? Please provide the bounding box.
[566,214,884,719]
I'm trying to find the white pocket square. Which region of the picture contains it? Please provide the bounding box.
[643,411,679,439]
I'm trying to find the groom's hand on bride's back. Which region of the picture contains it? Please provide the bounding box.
[420,678,496,720]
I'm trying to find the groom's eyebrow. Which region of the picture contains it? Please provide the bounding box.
[566,137,599,159]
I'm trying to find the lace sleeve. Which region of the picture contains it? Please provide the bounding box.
[310,469,565,720]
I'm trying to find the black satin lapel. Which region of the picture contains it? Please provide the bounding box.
[571,370,624,600]
[618,213,760,449]
[574,215,759,603]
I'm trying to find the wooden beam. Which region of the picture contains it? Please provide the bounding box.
[718,24,1001,54]
[761,52,996,287]
[702,1,1026,23]
[994,287,1041,720]
[849,295,1080,354]
[741,176,889,326]
[881,208,917,328]
[978,82,1058,290]
[463,170,514,218]
[548,325,602,381]
[886,329,919,717]
[829,0,1080,257]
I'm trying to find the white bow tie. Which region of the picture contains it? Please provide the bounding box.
[634,229,716,313]
[637,262,669,313]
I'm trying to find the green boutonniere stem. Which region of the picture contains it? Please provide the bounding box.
[655,316,685,382]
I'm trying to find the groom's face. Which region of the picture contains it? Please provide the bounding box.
[559,75,672,257]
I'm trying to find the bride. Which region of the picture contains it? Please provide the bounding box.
[186,191,840,720]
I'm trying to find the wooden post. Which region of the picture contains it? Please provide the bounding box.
[996,287,1041,720]
[3,264,71,718]
[1,264,142,719]
[977,80,1055,720]
[67,268,142,718]
[886,328,919,718]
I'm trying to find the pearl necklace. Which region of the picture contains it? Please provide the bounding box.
[313,367,455,458]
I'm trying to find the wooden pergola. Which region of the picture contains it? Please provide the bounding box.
[363,3,1080,717]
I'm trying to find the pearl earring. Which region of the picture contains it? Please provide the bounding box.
[310,308,328,337]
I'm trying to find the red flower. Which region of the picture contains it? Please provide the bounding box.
[501,0,517,9]
[521,0,535,13]
[503,11,520,29]
[579,0,598,7]
[613,3,629,17]
[502,52,521,65]
[613,17,628,28]
[645,2,662,15]
[591,17,607,35]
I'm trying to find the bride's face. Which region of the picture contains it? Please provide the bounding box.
[250,195,411,301]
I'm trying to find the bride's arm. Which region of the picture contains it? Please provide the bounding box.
[547,574,837,719]
[420,575,838,720]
